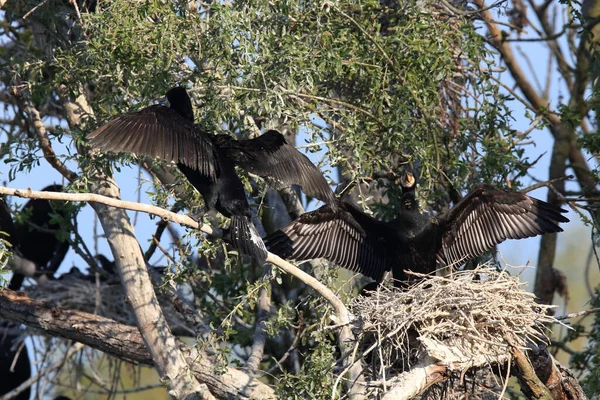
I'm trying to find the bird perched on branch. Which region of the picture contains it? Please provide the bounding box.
[87,86,337,262]
[0,185,71,290]
[266,171,569,285]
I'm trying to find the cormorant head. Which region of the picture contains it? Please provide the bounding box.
[41,184,64,192]
[399,170,418,210]
[399,171,416,192]
[165,87,194,122]
[95,254,115,275]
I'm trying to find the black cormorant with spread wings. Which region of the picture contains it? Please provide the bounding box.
[265,171,569,284]
[87,87,336,261]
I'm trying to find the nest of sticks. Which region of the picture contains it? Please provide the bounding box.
[350,264,561,397]
[26,277,192,336]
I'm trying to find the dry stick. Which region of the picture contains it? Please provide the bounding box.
[556,307,600,320]
[244,265,272,375]
[521,175,574,194]
[0,186,364,397]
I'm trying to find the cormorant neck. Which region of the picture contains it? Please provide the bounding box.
[401,190,419,212]
[166,87,194,122]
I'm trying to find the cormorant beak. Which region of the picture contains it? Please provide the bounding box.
[158,96,170,107]
[400,171,416,188]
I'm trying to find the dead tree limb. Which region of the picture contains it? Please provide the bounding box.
[0,290,276,400]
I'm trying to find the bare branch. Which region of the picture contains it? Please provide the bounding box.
[0,186,216,235]
[556,307,600,320]
[507,337,554,400]
[381,357,447,400]
[521,175,573,193]
[0,290,276,399]
[244,266,272,375]
[12,86,78,182]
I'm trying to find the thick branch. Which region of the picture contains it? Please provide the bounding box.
[57,86,211,400]
[535,134,569,304]
[0,290,149,362]
[381,358,447,400]
[510,344,554,399]
[508,338,588,400]
[14,86,78,182]
[525,343,589,400]
[0,185,365,397]
[0,186,215,235]
[0,290,276,399]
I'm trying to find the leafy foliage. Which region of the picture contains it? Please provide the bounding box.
[0,0,594,397]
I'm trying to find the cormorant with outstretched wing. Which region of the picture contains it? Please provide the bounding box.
[88,87,337,261]
[266,171,569,284]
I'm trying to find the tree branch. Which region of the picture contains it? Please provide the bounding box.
[0,184,366,398]
[12,86,78,182]
[56,86,212,400]
[381,358,447,400]
[0,186,216,235]
[244,265,272,375]
[509,341,554,399]
[0,290,276,400]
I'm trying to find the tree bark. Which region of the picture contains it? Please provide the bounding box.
[0,290,276,400]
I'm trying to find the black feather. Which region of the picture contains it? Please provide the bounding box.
[7,185,71,290]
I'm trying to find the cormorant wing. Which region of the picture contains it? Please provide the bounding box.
[9,188,71,290]
[265,201,392,282]
[435,184,569,265]
[0,199,15,246]
[88,105,217,180]
[222,130,337,207]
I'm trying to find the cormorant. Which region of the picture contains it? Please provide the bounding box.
[3,185,71,290]
[265,171,569,285]
[1,189,71,400]
[0,198,16,247]
[87,87,337,261]
[0,326,30,400]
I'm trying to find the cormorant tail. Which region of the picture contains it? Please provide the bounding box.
[228,215,268,262]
